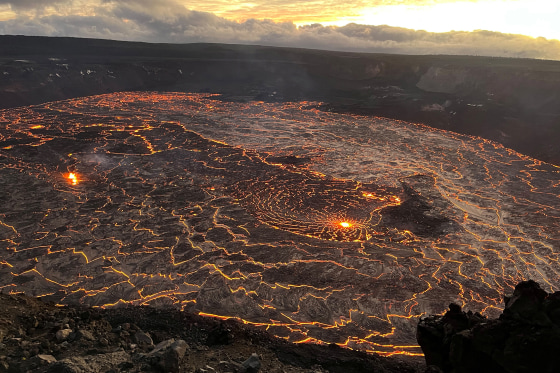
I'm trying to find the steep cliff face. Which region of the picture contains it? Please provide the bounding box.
[416,66,470,94]
[0,58,182,108]
[415,62,560,116]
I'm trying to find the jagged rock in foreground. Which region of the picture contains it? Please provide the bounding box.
[417,280,560,373]
[0,293,422,373]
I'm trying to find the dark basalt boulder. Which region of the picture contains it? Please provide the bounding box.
[417,280,560,373]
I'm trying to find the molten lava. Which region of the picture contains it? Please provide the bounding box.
[66,172,78,185]
[0,92,559,358]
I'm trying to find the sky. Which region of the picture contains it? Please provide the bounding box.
[1,0,560,60]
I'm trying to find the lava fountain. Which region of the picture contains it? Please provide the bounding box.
[0,92,559,357]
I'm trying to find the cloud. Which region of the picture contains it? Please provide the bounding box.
[1,0,560,60]
[0,0,71,9]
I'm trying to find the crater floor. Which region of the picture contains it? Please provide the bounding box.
[1,92,559,356]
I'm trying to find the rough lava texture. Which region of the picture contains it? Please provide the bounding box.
[0,293,423,373]
[417,280,560,373]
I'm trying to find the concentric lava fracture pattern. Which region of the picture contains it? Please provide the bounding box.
[232,171,402,242]
[1,92,559,357]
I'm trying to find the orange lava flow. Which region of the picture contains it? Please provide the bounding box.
[66,172,78,185]
[1,91,559,359]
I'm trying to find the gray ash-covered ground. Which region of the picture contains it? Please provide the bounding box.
[1,92,559,360]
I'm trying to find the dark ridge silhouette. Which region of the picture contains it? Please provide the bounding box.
[418,280,560,373]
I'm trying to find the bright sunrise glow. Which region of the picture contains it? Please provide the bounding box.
[1,0,559,41]
[339,222,352,228]
[343,0,559,40]
[202,0,560,41]
[0,5,15,21]
[2,0,560,58]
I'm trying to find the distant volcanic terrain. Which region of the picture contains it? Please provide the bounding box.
[0,92,559,357]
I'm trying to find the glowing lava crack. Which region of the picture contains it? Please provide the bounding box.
[0,92,559,358]
[230,169,406,242]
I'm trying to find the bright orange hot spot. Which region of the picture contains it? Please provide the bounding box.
[339,221,352,228]
[67,172,78,185]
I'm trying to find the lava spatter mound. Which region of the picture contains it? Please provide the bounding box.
[231,169,403,242]
[1,92,559,358]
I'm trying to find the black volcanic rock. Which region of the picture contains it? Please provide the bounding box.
[265,155,311,167]
[379,175,461,237]
[205,227,235,243]
[417,280,560,373]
